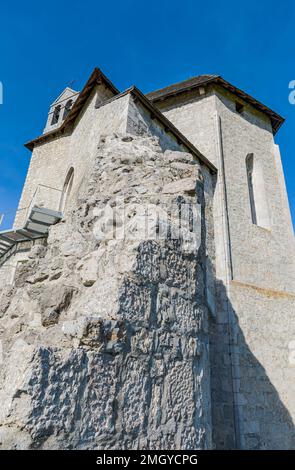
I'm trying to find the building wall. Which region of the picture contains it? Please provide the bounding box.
[5,84,128,283]
[0,124,216,449]
[14,83,124,228]
[2,75,294,449]
[155,87,295,449]
[214,87,295,449]
[14,89,200,232]
[5,88,210,286]
[158,86,295,290]
[127,97,185,153]
[228,282,295,449]
[215,87,295,292]
[155,89,217,164]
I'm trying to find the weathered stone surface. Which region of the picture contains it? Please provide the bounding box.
[1,70,294,451]
[162,177,196,195]
[0,134,214,450]
[156,86,295,450]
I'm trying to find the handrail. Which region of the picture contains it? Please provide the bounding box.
[0,184,63,230]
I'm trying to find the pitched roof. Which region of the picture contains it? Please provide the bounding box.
[24,68,216,172]
[25,68,120,150]
[146,75,284,134]
[50,87,79,106]
[95,85,216,172]
[146,75,218,101]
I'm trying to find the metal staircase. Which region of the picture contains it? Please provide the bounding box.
[0,206,62,266]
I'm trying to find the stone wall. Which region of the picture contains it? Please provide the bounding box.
[229,283,295,449]
[154,86,295,449]
[2,71,294,450]
[0,133,215,449]
[214,87,295,292]
[14,83,120,228]
[14,90,196,231]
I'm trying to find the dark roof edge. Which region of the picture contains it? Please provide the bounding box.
[131,86,217,172]
[146,75,219,101]
[215,77,285,134]
[25,67,120,151]
[25,70,217,172]
[147,76,285,135]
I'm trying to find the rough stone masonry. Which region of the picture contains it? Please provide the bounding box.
[0,133,215,449]
[0,68,295,450]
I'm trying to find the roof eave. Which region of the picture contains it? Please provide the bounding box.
[147,76,285,135]
[146,75,219,102]
[214,77,285,135]
[98,85,216,172]
[25,67,120,151]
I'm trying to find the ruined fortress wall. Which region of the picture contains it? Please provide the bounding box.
[0,132,215,450]
[2,74,294,449]
[5,88,209,288]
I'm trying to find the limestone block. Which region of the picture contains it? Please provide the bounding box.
[162,177,196,195]
[77,251,99,287]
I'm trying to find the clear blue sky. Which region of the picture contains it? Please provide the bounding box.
[0,0,294,229]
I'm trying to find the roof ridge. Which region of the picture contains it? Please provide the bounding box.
[25,67,120,150]
[146,74,219,97]
[93,84,217,172]
[146,75,284,134]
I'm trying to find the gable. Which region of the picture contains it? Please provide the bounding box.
[51,87,79,106]
[26,68,120,150]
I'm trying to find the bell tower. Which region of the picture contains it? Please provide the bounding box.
[43,87,79,134]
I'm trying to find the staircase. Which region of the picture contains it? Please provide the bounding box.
[0,206,62,266]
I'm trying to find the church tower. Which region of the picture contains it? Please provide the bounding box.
[147,77,295,449]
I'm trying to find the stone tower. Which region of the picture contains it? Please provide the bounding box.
[147,76,295,449]
[0,68,294,450]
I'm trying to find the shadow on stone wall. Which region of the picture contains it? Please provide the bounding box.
[209,277,295,450]
[0,132,294,450]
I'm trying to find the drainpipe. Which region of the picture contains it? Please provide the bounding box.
[213,111,244,449]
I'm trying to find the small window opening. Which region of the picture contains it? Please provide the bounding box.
[246,154,257,225]
[246,154,270,229]
[235,102,244,114]
[51,105,61,125]
[63,99,73,120]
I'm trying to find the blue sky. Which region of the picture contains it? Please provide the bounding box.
[0,0,294,229]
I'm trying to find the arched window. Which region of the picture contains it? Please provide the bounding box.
[63,99,73,120]
[51,105,61,125]
[246,154,257,225]
[246,154,270,229]
[59,167,74,213]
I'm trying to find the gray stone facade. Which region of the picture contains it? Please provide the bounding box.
[0,132,215,449]
[153,82,295,449]
[0,69,294,449]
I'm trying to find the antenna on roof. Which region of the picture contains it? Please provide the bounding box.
[68,79,77,89]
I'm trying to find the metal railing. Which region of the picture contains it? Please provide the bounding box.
[0,184,63,231]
